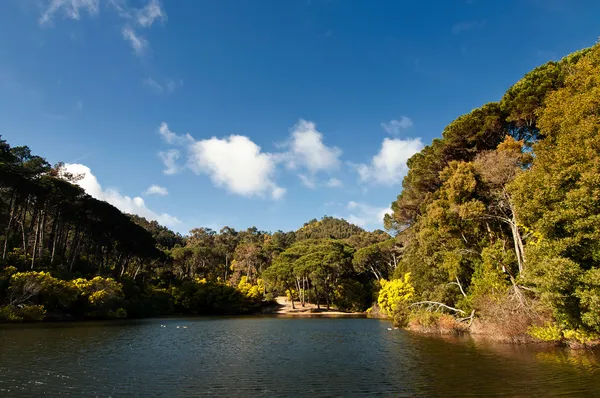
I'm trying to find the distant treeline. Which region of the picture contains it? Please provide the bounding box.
[0,144,396,320]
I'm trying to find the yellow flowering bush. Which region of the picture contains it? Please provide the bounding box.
[377,273,415,316]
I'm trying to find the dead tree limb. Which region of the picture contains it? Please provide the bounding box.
[410,301,466,315]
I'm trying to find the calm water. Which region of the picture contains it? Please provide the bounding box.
[1,317,600,397]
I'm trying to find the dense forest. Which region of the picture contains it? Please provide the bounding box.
[3,43,600,346]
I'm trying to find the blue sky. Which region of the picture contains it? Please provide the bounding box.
[1,0,599,235]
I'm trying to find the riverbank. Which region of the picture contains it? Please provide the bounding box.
[262,296,365,317]
[401,315,600,349]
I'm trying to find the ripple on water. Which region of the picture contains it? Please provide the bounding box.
[1,318,600,397]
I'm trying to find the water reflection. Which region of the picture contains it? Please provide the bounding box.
[1,318,600,397]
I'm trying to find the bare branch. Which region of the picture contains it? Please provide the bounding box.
[410,301,466,315]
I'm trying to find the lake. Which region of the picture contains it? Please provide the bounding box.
[1,317,600,397]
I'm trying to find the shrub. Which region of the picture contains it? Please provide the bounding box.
[392,304,411,327]
[377,273,415,316]
[406,310,467,334]
[528,323,563,342]
[0,304,46,321]
[237,276,264,300]
[563,329,599,345]
[70,276,124,314]
[19,304,47,321]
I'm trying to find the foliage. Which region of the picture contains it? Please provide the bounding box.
[383,43,600,341]
[377,274,414,316]
[528,323,563,342]
[332,279,370,312]
[237,276,264,300]
[295,217,364,241]
[0,304,46,321]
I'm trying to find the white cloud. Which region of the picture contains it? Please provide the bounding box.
[325,178,343,188]
[122,26,148,56]
[166,79,183,93]
[136,0,166,27]
[286,119,341,173]
[145,184,168,196]
[39,0,168,60]
[39,0,100,26]
[381,116,413,135]
[108,0,131,18]
[298,174,316,189]
[156,120,343,199]
[346,201,392,229]
[75,100,83,111]
[158,122,193,145]
[188,135,285,199]
[144,77,163,93]
[63,163,180,227]
[159,149,180,175]
[145,78,182,94]
[355,137,423,186]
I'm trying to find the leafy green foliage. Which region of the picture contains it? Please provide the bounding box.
[383,43,600,342]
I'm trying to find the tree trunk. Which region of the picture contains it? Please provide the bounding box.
[31,211,42,269]
[2,192,16,260]
[286,283,295,309]
[50,212,61,265]
[369,264,381,281]
[38,207,46,260]
[505,191,526,275]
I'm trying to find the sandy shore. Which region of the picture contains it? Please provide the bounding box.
[267,296,365,316]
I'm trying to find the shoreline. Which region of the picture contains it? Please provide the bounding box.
[262,296,365,317]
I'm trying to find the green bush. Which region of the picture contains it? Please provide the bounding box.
[0,304,46,321]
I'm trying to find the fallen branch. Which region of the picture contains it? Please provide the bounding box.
[458,310,476,328]
[410,301,466,315]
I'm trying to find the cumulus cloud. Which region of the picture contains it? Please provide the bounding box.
[39,0,100,25]
[63,163,180,227]
[145,184,168,196]
[122,26,148,56]
[188,135,285,199]
[346,201,392,228]
[285,119,342,173]
[159,149,180,175]
[156,120,344,199]
[381,116,413,135]
[354,137,423,186]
